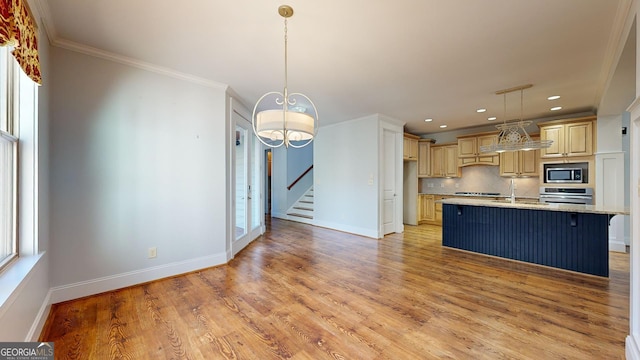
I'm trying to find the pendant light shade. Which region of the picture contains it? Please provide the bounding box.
[252,5,318,148]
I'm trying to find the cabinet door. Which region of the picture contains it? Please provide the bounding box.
[419,195,435,222]
[477,134,499,156]
[540,125,565,158]
[457,138,477,158]
[444,146,459,177]
[565,122,593,157]
[431,146,444,177]
[403,136,418,159]
[499,151,518,177]
[434,201,443,225]
[403,137,410,159]
[424,195,435,221]
[418,141,431,177]
[519,149,539,176]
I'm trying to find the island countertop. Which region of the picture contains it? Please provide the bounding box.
[438,197,629,216]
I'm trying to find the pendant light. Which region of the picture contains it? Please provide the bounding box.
[480,84,553,153]
[252,5,318,148]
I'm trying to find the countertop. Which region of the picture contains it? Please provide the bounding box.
[419,192,539,200]
[438,197,630,215]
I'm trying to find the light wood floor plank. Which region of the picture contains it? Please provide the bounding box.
[40,219,629,359]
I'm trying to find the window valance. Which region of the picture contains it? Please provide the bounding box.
[0,0,41,84]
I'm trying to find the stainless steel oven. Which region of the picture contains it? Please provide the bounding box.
[539,187,593,205]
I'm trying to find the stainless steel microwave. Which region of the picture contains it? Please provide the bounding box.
[545,168,584,183]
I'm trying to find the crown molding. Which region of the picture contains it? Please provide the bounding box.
[27,0,228,91]
[53,38,228,90]
[27,0,57,44]
[594,0,636,108]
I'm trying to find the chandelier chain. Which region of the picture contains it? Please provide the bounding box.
[283,17,288,100]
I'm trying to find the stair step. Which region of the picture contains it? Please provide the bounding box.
[293,206,313,211]
[299,200,314,204]
[304,194,314,197]
[287,213,313,219]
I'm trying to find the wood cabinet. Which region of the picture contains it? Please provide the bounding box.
[417,139,433,177]
[434,197,444,224]
[431,144,460,178]
[418,194,435,223]
[403,133,419,160]
[538,116,595,159]
[419,194,445,225]
[500,138,540,177]
[457,133,500,166]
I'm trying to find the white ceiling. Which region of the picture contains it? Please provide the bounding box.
[33,0,632,135]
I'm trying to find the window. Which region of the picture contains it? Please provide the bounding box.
[0,46,19,269]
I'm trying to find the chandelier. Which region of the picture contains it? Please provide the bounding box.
[252,5,318,148]
[479,84,553,153]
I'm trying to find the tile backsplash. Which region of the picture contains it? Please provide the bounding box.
[419,166,540,198]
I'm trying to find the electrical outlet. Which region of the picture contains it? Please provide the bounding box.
[148,247,157,259]
[440,183,445,188]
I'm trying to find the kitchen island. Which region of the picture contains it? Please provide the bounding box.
[439,198,629,277]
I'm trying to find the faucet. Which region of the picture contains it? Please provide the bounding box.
[509,178,516,203]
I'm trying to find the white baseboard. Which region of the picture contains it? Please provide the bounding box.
[627,334,640,360]
[610,239,627,252]
[50,252,227,304]
[26,290,51,341]
[313,219,379,239]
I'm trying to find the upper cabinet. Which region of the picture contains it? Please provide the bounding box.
[431,144,460,178]
[500,138,540,177]
[457,132,500,166]
[538,116,596,159]
[418,139,434,178]
[403,133,419,160]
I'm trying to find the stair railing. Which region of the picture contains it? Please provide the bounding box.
[287,165,313,190]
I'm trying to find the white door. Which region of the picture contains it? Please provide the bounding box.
[383,129,397,235]
[233,110,262,256]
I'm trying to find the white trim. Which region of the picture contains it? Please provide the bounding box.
[0,253,44,320]
[628,99,640,358]
[313,219,379,239]
[29,0,228,92]
[49,252,227,304]
[53,38,228,91]
[595,0,635,106]
[609,239,627,252]
[26,289,50,341]
[628,334,640,360]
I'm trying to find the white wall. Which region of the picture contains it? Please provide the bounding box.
[314,115,381,238]
[49,47,230,302]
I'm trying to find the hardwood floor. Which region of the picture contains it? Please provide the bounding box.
[40,219,629,359]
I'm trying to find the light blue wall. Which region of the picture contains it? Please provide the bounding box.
[49,47,229,298]
[314,115,381,237]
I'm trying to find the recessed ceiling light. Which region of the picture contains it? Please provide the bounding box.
[488,117,497,121]
[439,125,447,128]
[425,118,433,122]
[550,106,562,111]
[548,95,561,100]
[476,108,487,113]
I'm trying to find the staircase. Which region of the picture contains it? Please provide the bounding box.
[287,187,314,224]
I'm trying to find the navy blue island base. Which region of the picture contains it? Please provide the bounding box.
[442,203,610,277]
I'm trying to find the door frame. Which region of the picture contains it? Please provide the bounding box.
[230,100,264,257]
[379,119,404,237]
